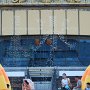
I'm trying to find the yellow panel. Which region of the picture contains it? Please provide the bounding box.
[15,10,27,35]
[2,10,13,35]
[28,10,40,35]
[41,10,53,34]
[54,10,66,35]
[80,10,90,35]
[67,9,78,35]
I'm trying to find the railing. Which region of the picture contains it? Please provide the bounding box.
[0,0,90,5]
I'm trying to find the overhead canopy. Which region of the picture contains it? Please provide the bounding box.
[59,71,84,76]
[6,71,25,77]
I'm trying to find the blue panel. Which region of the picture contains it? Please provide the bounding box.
[54,51,78,58]
[54,58,82,66]
[3,58,30,67]
[0,36,90,67]
[34,52,50,58]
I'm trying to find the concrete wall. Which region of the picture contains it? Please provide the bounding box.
[0,9,90,35]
